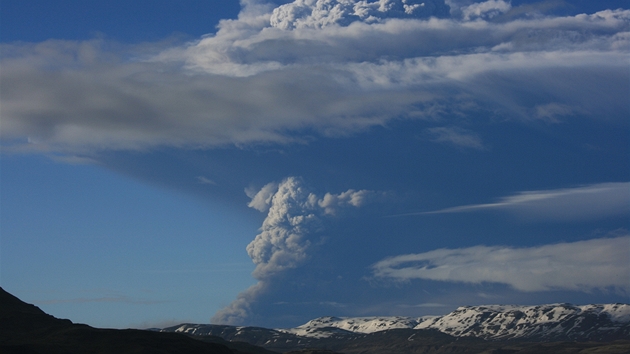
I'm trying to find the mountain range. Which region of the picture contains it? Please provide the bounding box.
[2,286,628,354]
[279,303,630,341]
[162,303,630,353]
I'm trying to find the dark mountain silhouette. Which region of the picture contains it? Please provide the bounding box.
[0,287,273,354]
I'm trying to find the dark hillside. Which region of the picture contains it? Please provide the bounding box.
[0,287,253,354]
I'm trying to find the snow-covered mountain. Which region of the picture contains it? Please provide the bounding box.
[415,303,630,341]
[278,303,630,341]
[162,302,630,351]
[161,303,630,353]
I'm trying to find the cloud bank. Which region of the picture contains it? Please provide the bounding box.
[372,236,630,292]
[1,1,628,154]
[420,182,630,220]
[213,177,380,324]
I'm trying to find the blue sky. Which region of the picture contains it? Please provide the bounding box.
[1,0,628,329]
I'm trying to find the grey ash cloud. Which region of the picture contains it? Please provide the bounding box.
[213,177,382,324]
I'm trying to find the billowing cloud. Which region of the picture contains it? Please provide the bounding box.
[372,236,630,292]
[419,182,630,220]
[461,0,510,21]
[213,177,380,324]
[246,177,322,279]
[246,182,279,212]
[269,0,450,30]
[318,189,379,215]
[1,2,628,154]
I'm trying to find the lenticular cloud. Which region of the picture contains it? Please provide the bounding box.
[372,236,630,292]
[212,177,379,324]
[419,182,630,220]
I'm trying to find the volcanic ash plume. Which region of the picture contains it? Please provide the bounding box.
[212,177,377,325]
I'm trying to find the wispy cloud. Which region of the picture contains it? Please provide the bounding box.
[425,126,485,149]
[401,182,630,221]
[372,236,630,292]
[534,103,580,123]
[47,154,100,165]
[196,176,217,185]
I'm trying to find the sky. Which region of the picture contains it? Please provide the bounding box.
[0,0,628,329]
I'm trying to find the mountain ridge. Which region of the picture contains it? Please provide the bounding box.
[3,286,626,354]
[276,303,630,341]
[162,302,630,353]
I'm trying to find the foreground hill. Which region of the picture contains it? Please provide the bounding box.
[0,287,268,354]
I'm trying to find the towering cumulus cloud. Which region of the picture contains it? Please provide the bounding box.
[213,177,379,324]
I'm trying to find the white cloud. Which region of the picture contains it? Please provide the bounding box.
[269,0,450,30]
[461,0,511,21]
[420,182,630,221]
[372,236,630,292]
[1,5,628,154]
[246,182,279,212]
[318,189,379,214]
